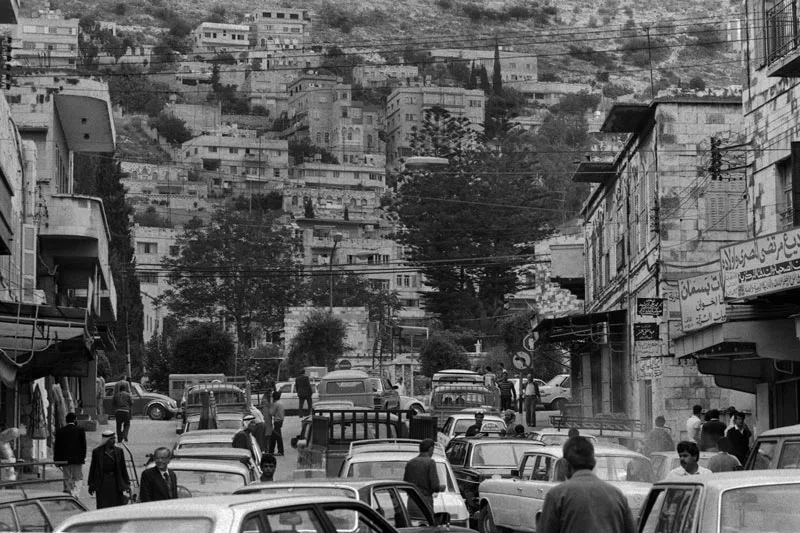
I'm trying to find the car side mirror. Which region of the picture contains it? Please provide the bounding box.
[510,469,519,477]
[434,512,451,526]
[393,385,399,390]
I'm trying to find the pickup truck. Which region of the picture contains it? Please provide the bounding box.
[476,444,652,533]
[430,384,500,428]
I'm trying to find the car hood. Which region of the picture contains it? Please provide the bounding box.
[145,392,175,403]
[434,492,469,521]
[607,481,652,515]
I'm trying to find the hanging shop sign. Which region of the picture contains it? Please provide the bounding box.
[678,272,727,333]
[720,227,800,299]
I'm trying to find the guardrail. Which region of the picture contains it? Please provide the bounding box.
[0,460,67,489]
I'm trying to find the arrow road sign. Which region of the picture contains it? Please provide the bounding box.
[522,333,537,352]
[513,351,531,370]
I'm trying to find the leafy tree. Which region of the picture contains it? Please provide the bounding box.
[240,344,283,388]
[288,138,339,165]
[161,207,305,351]
[149,114,193,146]
[107,64,172,116]
[419,331,470,376]
[320,46,366,84]
[134,206,173,228]
[286,310,347,375]
[306,272,401,321]
[143,333,172,391]
[688,76,706,90]
[211,52,237,66]
[172,323,235,375]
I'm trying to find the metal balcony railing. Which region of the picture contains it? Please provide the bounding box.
[767,0,799,63]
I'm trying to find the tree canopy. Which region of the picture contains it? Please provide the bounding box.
[286,310,348,374]
[171,323,235,375]
[419,331,471,376]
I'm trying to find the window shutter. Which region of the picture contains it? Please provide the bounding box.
[791,142,800,227]
[21,224,36,303]
[752,0,766,68]
[728,192,748,231]
[707,193,726,229]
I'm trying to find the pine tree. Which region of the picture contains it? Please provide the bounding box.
[492,40,503,95]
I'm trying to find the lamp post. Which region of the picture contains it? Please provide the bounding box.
[329,231,343,311]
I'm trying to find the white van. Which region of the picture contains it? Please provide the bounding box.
[318,370,400,410]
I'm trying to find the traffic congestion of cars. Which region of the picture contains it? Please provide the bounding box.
[44,370,800,532]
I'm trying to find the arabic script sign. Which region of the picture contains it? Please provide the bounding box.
[637,298,664,317]
[634,323,660,341]
[720,228,800,298]
[638,356,663,379]
[634,340,661,359]
[678,272,727,333]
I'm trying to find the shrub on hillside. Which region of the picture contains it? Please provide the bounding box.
[603,83,633,98]
[689,76,706,90]
[621,36,669,67]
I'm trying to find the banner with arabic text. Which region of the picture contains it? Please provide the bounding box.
[720,228,800,298]
[678,272,727,333]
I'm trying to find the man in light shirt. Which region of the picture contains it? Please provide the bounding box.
[685,405,702,443]
[666,441,711,480]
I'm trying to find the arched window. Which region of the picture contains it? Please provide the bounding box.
[315,132,322,144]
[292,196,298,206]
[347,127,353,141]
[361,199,368,207]
[350,198,357,206]
[354,127,361,140]
[336,197,342,205]
[367,134,373,147]
[324,132,330,144]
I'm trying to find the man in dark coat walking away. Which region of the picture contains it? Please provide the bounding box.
[725,410,753,464]
[139,447,178,502]
[295,370,313,417]
[53,412,86,498]
[700,409,727,451]
[643,416,674,457]
[538,437,636,533]
[88,430,130,509]
[403,439,444,514]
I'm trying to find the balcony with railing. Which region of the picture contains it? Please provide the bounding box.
[766,0,800,76]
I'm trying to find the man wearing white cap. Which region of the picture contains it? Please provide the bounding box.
[87,430,130,509]
[232,414,257,454]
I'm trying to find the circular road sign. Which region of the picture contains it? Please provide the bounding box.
[522,333,537,352]
[513,351,532,370]
[338,359,352,370]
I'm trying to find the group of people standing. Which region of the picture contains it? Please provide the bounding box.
[481,365,542,427]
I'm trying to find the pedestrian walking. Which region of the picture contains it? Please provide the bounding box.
[524,373,540,427]
[700,409,727,451]
[260,453,277,482]
[403,438,444,514]
[498,363,508,381]
[87,430,131,509]
[497,376,516,411]
[256,394,273,452]
[53,412,86,498]
[725,410,752,464]
[707,438,741,473]
[112,381,133,442]
[139,447,178,502]
[295,370,313,418]
[685,405,702,443]
[233,414,258,455]
[537,437,636,533]
[269,391,285,456]
[665,441,712,479]
[643,416,674,457]
[484,366,496,388]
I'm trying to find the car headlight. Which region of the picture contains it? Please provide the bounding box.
[169,400,177,408]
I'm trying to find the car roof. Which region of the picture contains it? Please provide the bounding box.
[173,447,251,459]
[434,384,492,391]
[654,470,800,490]
[163,458,252,473]
[0,489,79,504]
[348,439,445,457]
[648,451,716,458]
[176,429,239,440]
[58,495,361,523]
[185,412,246,421]
[236,478,417,493]
[321,370,371,379]
[187,383,244,392]
[346,451,451,464]
[758,424,800,437]
[448,414,504,421]
[522,443,645,457]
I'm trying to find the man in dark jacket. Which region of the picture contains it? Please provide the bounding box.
[139,447,178,502]
[725,411,753,464]
[295,370,313,417]
[88,430,131,509]
[53,412,86,497]
[403,439,444,513]
[700,409,727,451]
[538,437,636,533]
[233,414,257,454]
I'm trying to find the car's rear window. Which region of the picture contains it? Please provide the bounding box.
[720,483,800,532]
[347,460,453,490]
[64,518,213,533]
[170,470,247,496]
[41,498,84,528]
[325,381,366,394]
[595,455,653,483]
[472,443,541,467]
[329,421,398,442]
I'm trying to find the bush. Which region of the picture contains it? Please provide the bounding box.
[688,76,706,90]
[603,83,633,98]
[436,0,453,9]
[113,3,126,15]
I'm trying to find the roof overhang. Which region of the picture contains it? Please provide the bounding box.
[600,103,654,133]
[572,161,616,183]
[534,309,627,345]
[54,94,115,153]
[0,0,18,24]
[674,319,800,361]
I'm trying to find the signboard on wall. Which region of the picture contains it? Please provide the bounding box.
[634,340,661,359]
[634,323,660,341]
[637,298,664,317]
[720,227,800,299]
[678,272,727,333]
[638,357,663,379]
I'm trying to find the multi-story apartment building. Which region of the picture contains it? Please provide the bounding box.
[428,48,538,82]
[1,10,78,68]
[1,68,118,445]
[534,93,755,436]
[515,80,598,107]
[352,64,420,88]
[285,73,385,164]
[192,22,250,53]
[133,225,178,341]
[672,2,800,432]
[120,161,211,217]
[385,86,485,165]
[249,7,311,51]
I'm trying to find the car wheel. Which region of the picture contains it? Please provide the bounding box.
[552,398,566,412]
[147,404,166,420]
[410,403,425,415]
[478,504,497,533]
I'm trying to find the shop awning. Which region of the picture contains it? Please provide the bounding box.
[673,319,800,361]
[534,309,627,345]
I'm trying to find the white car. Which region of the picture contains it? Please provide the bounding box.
[437,413,506,448]
[337,439,471,527]
[538,374,572,410]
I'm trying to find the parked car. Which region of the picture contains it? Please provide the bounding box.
[399,396,426,415]
[103,381,178,421]
[138,458,253,500]
[444,436,545,515]
[178,412,246,434]
[437,414,506,448]
[649,450,715,481]
[292,408,409,478]
[318,370,400,410]
[637,470,800,533]
[537,374,572,411]
[170,446,262,481]
[745,423,800,470]
[477,444,652,533]
[527,428,597,446]
[0,490,86,532]
[56,495,399,533]
[337,439,470,527]
[235,479,476,533]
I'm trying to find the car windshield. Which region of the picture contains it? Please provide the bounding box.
[178,441,230,449]
[64,518,213,533]
[346,460,454,490]
[595,455,653,483]
[471,443,539,467]
[171,469,247,496]
[546,375,566,386]
[453,419,504,434]
[720,483,800,532]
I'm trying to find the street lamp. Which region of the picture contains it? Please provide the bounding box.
[329,231,343,311]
